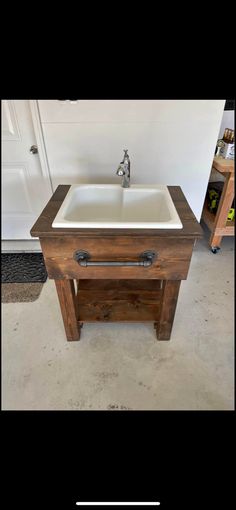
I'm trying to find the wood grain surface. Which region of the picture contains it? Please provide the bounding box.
[30,184,202,342]
[40,236,194,280]
[76,279,161,323]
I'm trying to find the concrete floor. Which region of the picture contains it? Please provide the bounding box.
[2,229,234,410]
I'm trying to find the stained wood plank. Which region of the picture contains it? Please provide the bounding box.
[44,256,190,280]
[40,235,194,258]
[40,236,194,280]
[55,279,80,341]
[155,280,181,340]
[77,287,162,322]
[78,279,162,291]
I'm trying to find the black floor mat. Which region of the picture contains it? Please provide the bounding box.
[1,253,48,283]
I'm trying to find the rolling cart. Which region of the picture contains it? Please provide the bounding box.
[201,156,234,253]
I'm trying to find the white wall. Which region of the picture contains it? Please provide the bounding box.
[218,110,234,139]
[38,100,225,221]
[209,109,235,182]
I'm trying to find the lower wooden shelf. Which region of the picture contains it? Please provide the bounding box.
[201,201,235,236]
[76,279,162,322]
[225,219,235,233]
[201,162,234,249]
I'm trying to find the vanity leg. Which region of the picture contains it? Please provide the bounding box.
[55,279,81,341]
[155,280,181,340]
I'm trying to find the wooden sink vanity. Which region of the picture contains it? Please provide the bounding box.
[31,185,203,342]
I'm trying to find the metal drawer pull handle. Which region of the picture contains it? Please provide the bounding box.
[74,250,156,267]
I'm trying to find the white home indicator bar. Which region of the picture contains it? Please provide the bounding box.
[76,504,160,507]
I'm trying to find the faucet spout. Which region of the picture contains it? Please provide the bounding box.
[116,149,130,188]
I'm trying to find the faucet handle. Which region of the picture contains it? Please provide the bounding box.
[123,149,129,160]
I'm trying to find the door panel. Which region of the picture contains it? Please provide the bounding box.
[2,100,21,140]
[1,100,52,240]
[2,165,33,213]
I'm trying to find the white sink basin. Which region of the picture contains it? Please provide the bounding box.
[52,184,183,229]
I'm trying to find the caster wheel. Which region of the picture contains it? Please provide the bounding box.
[211,246,220,254]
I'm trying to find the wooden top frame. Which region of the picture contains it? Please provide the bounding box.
[30,185,203,239]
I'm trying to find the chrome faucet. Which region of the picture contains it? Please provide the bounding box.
[116,149,130,188]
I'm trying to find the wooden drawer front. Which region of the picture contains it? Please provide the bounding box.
[40,236,194,280]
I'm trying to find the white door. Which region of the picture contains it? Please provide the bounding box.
[1,100,52,240]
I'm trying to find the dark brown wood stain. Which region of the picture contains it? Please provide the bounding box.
[31,185,203,341]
